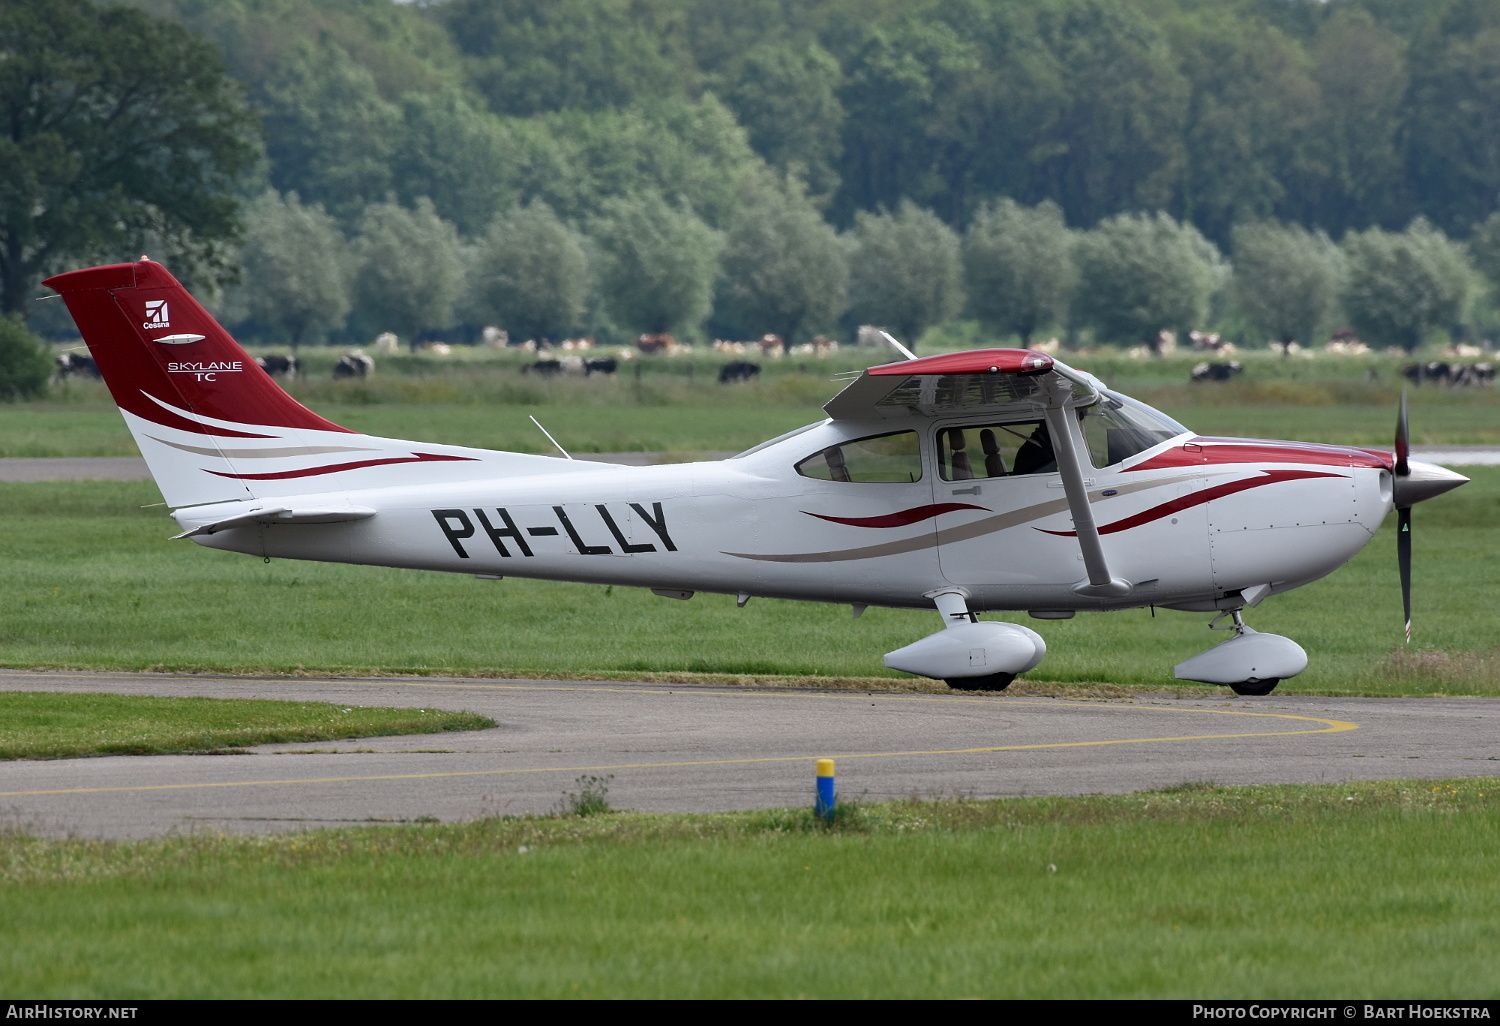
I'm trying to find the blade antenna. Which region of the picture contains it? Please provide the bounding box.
[877,330,918,362]
[529,415,573,460]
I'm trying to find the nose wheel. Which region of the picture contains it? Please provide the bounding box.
[1217,610,1280,696]
[1227,677,1280,696]
[1173,608,1307,696]
[944,672,1016,692]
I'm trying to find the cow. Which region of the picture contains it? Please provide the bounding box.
[1401,362,1451,386]
[1190,361,1243,383]
[526,355,591,377]
[585,357,618,376]
[1436,363,1495,388]
[255,354,299,378]
[636,333,674,354]
[332,352,375,379]
[719,361,761,384]
[54,352,101,379]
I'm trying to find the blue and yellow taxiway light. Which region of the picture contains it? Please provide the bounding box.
[815,758,835,820]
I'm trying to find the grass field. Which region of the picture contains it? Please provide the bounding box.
[0,692,492,759]
[0,469,1495,693]
[2,779,1498,998]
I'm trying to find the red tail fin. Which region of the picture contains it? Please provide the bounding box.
[42,260,349,436]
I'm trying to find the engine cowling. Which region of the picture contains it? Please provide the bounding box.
[884,621,1046,682]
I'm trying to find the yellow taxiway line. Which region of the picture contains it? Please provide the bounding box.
[0,672,1357,798]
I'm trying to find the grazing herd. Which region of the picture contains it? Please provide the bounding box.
[46,339,1495,391]
[1400,361,1495,387]
[525,355,619,377]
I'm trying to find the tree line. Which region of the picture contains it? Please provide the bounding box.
[6,0,1500,374]
[215,186,1495,360]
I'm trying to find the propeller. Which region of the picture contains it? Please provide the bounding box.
[1391,390,1469,644]
[1395,391,1412,643]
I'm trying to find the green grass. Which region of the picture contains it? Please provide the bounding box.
[0,470,1495,693]
[2,779,1498,998]
[0,692,493,759]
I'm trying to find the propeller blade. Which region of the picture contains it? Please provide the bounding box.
[1394,389,1410,477]
[1397,505,1412,644]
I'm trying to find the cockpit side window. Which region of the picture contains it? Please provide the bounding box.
[796,430,923,483]
[938,421,1055,480]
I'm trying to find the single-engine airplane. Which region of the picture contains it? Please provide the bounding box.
[43,259,1469,694]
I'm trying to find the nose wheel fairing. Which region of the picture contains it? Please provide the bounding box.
[1173,609,1308,695]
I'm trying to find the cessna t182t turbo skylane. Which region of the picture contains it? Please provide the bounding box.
[43,260,1469,695]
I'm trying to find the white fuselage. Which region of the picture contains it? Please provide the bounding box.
[187,418,1393,613]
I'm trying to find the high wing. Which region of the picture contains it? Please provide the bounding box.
[826,348,1129,596]
[823,349,1103,423]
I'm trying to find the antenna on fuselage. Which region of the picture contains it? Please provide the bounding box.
[529,415,573,460]
[877,329,918,362]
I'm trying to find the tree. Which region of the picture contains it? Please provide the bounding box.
[0,0,259,314]
[259,43,402,226]
[1342,220,1473,353]
[846,201,964,349]
[714,179,848,348]
[1469,209,1500,297]
[1072,211,1225,350]
[0,315,49,401]
[352,199,466,350]
[1163,10,1319,247]
[1232,220,1343,348]
[590,191,722,337]
[719,43,845,203]
[236,191,351,351]
[472,201,591,343]
[433,0,696,117]
[1298,8,1408,235]
[964,198,1075,348]
[393,88,519,237]
[1027,0,1189,227]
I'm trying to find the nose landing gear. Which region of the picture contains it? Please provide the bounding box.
[1173,609,1308,696]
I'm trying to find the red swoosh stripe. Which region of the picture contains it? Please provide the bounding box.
[804,502,990,528]
[138,394,276,439]
[208,452,479,480]
[1128,438,1389,472]
[1038,469,1343,537]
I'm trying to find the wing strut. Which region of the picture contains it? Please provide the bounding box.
[1041,380,1132,598]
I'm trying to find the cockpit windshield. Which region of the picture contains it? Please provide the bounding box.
[1080,391,1188,468]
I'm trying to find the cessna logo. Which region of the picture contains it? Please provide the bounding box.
[168,360,242,382]
[143,300,169,329]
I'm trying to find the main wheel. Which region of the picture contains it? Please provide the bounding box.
[1228,678,1280,696]
[944,672,1016,692]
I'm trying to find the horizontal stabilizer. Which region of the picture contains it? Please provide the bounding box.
[172,503,376,539]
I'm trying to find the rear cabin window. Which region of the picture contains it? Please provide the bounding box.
[796,431,923,483]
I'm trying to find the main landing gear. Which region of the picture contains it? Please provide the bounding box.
[883,589,1047,692]
[1173,608,1308,697]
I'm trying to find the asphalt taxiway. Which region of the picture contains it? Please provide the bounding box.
[1,670,1494,839]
